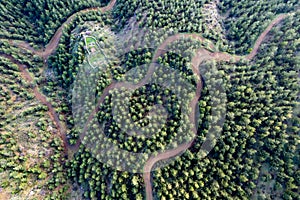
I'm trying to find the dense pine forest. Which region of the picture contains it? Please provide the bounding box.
[0,0,299,199]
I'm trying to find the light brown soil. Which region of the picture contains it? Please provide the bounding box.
[0,54,68,154]
[142,14,288,200]
[76,13,288,198]
[246,14,287,60]
[11,0,116,59]
[0,0,117,154]
[1,4,289,199]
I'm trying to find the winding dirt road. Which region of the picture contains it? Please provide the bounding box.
[0,1,290,199]
[11,0,116,60]
[74,12,288,200]
[0,54,68,154]
[247,14,287,60]
[142,13,289,200]
[0,0,117,154]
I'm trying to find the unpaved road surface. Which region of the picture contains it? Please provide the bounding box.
[142,14,288,200]
[0,0,117,153]
[1,4,289,199]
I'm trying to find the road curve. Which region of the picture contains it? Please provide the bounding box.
[246,14,287,60]
[10,0,116,60]
[74,12,288,198]
[0,1,117,153]
[1,3,290,199]
[41,0,116,59]
[0,54,68,154]
[142,13,288,200]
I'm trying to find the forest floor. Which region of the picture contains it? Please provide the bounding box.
[0,0,291,199]
[0,54,68,155]
[4,0,117,152]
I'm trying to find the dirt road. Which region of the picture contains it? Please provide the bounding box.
[0,54,68,154]
[246,14,287,60]
[75,13,288,198]
[1,4,289,199]
[142,13,288,200]
[0,0,117,153]
[11,0,116,60]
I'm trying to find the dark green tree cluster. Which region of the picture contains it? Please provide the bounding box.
[96,84,181,153]
[49,12,109,89]
[0,0,109,45]
[0,41,43,75]
[67,38,199,199]
[0,57,68,199]
[67,147,145,200]
[152,12,299,200]
[57,3,299,199]
[1,0,298,199]
[113,0,224,42]
[219,0,299,54]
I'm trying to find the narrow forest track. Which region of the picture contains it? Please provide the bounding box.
[0,0,117,154]
[246,14,287,60]
[9,0,116,60]
[0,54,68,154]
[0,2,291,199]
[73,13,289,200]
[142,13,289,200]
